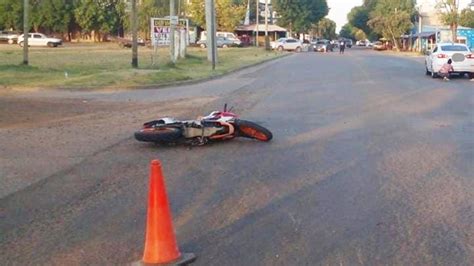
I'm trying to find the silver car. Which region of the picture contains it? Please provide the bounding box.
[197,37,235,48]
[271,38,303,52]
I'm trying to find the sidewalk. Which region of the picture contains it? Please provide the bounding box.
[381,50,424,58]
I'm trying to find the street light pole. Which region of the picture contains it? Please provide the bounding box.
[23,0,29,65]
[418,12,422,52]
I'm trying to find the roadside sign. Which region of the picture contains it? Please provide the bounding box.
[151,18,189,46]
[170,16,179,26]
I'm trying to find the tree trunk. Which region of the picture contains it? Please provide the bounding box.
[392,37,400,52]
[388,27,400,52]
[451,23,457,42]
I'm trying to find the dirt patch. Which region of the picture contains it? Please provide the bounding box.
[0,94,215,198]
[0,97,138,128]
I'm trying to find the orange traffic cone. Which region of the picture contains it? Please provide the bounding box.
[136,160,196,265]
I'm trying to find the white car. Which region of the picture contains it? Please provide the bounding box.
[17,33,62,47]
[270,38,302,52]
[425,43,474,79]
[200,31,242,47]
[0,31,19,44]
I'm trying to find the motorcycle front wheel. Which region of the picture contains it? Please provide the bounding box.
[134,127,182,143]
[235,119,272,142]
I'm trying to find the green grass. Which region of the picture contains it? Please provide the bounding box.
[0,43,284,90]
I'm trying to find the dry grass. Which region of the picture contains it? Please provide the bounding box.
[0,42,283,90]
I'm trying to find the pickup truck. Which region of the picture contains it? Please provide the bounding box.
[0,31,20,44]
[17,33,62,47]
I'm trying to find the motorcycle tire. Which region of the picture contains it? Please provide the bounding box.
[235,119,273,142]
[134,127,182,143]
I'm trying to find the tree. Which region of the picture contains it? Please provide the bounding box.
[436,0,460,42]
[0,0,23,30]
[216,0,246,31]
[31,0,76,34]
[122,0,169,40]
[273,0,328,34]
[186,0,246,31]
[312,18,336,39]
[363,0,379,10]
[368,0,415,51]
[354,28,367,40]
[344,0,381,41]
[459,8,474,28]
[186,0,205,28]
[339,23,354,39]
[74,0,125,41]
[348,6,370,35]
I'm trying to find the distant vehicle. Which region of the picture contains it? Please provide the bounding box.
[338,38,352,48]
[200,31,242,47]
[17,33,62,47]
[270,38,303,52]
[425,43,474,79]
[356,40,367,46]
[372,41,386,50]
[312,39,332,52]
[238,34,251,46]
[0,30,19,44]
[197,37,235,48]
[345,39,353,48]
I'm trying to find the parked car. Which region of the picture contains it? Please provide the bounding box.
[200,31,242,47]
[425,43,474,79]
[356,40,367,46]
[197,37,235,48]
[0,30,20,44]
[270,38,303,52]
[312,39,332,52]
[372,41,386,50]
[17,33,62,47]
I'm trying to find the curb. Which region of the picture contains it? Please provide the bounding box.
[126,53,293,91]
[0,52,292,93]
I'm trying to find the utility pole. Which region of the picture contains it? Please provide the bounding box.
[23,0,29,65]
[170,0,176,63]
[453,0,459,43]
[418,12,422,52]
[255,0,259,47]
[205,0,217,69]
[264,0,270,50]
[131,0,138,68]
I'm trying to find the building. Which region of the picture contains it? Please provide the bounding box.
[411,0,474,50]
[235,24,287,46]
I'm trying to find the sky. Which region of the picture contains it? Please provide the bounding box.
[327,0,473,33]
[327,0,363,32]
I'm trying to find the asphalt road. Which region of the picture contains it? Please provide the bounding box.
[1,48,473,265]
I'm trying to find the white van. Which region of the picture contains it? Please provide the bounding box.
[199,31,241,46]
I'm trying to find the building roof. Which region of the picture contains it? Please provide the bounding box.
[415,31,437,38]
[236,24,287,32]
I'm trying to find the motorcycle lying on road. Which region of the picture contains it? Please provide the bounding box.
[134,105,272,146]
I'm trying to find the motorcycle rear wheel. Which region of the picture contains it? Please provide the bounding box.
[235,119,272,141]
[134,127,182,143]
